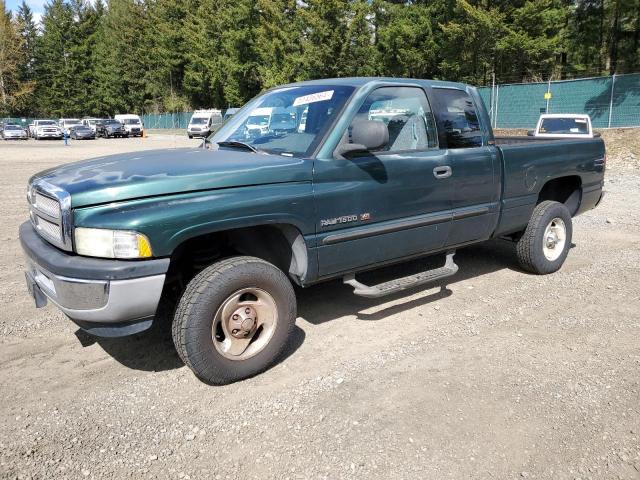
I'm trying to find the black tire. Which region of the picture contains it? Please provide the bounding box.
[188,134,193,139]
[516,200,573,274]
[172,256,296,384]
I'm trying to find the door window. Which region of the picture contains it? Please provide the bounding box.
[347,86,438,152]
[434,88,482,148]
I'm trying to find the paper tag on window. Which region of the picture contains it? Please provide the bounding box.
[293,90,334,106]
[575,119,587,123]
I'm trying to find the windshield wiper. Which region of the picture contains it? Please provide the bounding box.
[216,140,260,153]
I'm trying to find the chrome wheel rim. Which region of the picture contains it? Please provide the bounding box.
[542,217,566,261]
[212,288,278,361]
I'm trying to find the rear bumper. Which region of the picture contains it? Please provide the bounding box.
[19,222,169,336]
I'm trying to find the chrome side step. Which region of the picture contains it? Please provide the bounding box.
[343,251,458,298]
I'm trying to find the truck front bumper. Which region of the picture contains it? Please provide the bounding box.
[19,222,170,337]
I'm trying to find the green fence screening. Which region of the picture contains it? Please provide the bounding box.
[142,112,193,130]
[478,73,640,129]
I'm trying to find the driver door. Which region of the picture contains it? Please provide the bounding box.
[313,86,453,277]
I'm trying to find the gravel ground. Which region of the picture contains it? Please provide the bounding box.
[1,133,639,480]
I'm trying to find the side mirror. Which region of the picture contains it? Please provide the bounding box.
[593,132,601,138]
[334,120,389,159]
[527,130,535,136]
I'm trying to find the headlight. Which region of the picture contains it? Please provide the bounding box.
[74,228,152,259]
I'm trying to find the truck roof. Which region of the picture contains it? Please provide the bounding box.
[539,113,590,119]
[278,77,469,90]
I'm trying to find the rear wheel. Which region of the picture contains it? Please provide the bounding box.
[516,200,572,274]
[172,256,297,384]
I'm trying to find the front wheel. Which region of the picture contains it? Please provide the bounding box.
[516,200,573,274]
[172,256,297,384]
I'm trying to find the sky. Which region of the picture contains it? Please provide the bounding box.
[6,0,47,24]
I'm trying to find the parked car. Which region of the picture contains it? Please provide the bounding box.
[114,114,144,137]
[32,119,63,140]
[187,109,222,138]
[528,114,598,138]
[96,119,128,138]
[59,118,83,135]
[81,118,102,134]
[19,78,605,384]
[1,124,28,140]
[69,125,96,140]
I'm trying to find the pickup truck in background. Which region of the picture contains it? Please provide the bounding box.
[32,119,63,140]
[20,78,605,384]
[528,113,598,138]
[114,114,144,137]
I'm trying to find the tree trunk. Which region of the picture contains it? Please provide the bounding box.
[608,0,621,75]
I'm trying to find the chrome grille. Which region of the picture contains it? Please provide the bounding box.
[34,215,62,243]
[34,193,60,218]
[27,180,72,251]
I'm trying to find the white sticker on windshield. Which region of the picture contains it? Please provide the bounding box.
[575,119,587,123]
[293,90,334,107]
[570,128,580,133]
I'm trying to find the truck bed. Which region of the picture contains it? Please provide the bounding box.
[491,136,606,237]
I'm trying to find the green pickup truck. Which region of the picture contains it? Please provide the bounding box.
[21,78,605,384]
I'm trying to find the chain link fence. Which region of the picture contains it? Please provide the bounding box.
[478,73,640,129]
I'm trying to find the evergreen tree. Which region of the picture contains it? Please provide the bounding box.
[338,0,377,77]
[92,0,149,115]
[2,0,639,117]
[182,0,224,108]
[438,0,506,85]
[10,0,37,115]
[297,0,349,80]
[0,0,32,115]
[256,0,303,88]
[374,0,439,79]
[145,0,192,111]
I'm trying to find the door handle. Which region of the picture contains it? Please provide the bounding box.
[433,166,452,179]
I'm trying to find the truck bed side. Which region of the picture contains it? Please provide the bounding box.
[492,137,606,237]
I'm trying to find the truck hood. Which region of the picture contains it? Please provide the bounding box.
[31,148,312,208]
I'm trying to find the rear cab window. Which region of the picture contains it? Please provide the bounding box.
[432,88,483,149]
[539,118,589,135]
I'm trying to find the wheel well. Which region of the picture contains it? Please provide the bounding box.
[165,224,308,296]
[537,176,582,216]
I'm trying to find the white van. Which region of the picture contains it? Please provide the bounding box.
[58,118,83,135]
[114,114,144,137]
[244,107,273,138]
[82,118,102,133]
[187,109,222,138]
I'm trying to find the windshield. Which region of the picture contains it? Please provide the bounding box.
[191,117,209,125]
[65,119,81,124]
[539,118,589,135]
[105,120,121,125]
[211,85,355,156]
[5,125,21,130]
[38,120,56,126]
[121,118,140,125]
